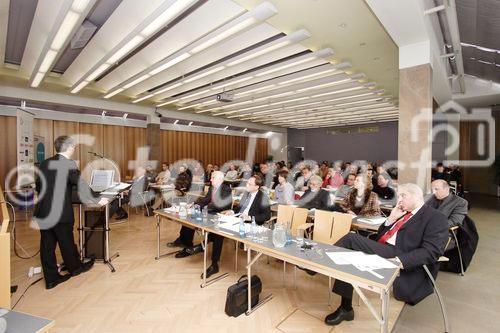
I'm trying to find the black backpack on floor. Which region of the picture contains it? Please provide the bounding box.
[225,275,262,317]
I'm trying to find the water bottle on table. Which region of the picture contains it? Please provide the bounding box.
[239,219,245,238]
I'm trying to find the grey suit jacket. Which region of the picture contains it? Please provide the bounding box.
[425,194,468,227]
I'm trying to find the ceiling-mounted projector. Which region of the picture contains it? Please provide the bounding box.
[216,91,234,102]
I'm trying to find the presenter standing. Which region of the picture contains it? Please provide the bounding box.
[34,136,108,289]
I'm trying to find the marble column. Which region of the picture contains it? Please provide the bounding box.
[398,63,433,192]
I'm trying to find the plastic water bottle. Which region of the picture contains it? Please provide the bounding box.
[251,216,257,241]
[239,219,246,238]
[202,206,208,220]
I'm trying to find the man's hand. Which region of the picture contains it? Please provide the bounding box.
[347,210,357,217]
[98,197,110,206]
[388,205,406,224]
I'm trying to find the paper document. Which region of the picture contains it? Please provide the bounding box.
[219,221,241,233]
[101,191,118,196]
[112,182,131,191]
[217,214,242,224]
[326,251,397,275]
[357,216,387,225]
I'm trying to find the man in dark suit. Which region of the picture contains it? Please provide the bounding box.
[34,136,108,289]
[427,179,468,227]
[296,175,341,211]
[167,171,232,278]
[324,183,449,326]
[231,175,271,225]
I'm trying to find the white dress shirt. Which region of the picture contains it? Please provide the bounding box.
[242,191,258,216]
[385,203,424,246]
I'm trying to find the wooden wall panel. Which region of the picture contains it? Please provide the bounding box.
[103,125,125,181]
[33,119,54,160]
[124,127,147,179]
[79,123,104,181]
[159,130,268,167]
[0,116,17,188]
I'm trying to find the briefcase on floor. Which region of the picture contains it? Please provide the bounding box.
[225,275,262,317]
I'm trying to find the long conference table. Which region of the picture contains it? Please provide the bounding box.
[154,209,400,333]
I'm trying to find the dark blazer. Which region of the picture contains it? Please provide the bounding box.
[425,194,468,227]
[34,154,99,228]
[297,189,335,211]
[376,204,449,305]
[175,171,192,192]
[233,190,271,225]
[195,183,232,214]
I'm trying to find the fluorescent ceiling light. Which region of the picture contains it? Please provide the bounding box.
[101,110,106,117]
[71,80,89,93]
[157,98,180,107]
[255,57,315,77]
[296,78,351,93]
[311,86,363,98]
[191,17,257,54]
[278,68,338,85]
[71,0,92,12]
[154,82,183,95]
[211,76,253,90]
[141,0,196,36]
[108,35,145,64]
[51,11,80,50]
[31,72,45,88]
[235,84,276,97]
[132,93,154,103]
[122,113,128,119]
[178,103,200,110]
[336,98,381,107]
[149,53,191,75]
[104,88,124,99]
[38,49,58,73]
[254,91,294,102]
[123,74,150,89]
[183,66,225,83]
[179,89,211,100]
[86,63,111,82]
[227,40,291,67]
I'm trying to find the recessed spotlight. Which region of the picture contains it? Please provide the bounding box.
[188,121,193,126]
[338,23,347,28]
[122,113,128,120]
[101,110,106,117]
[223,126,228,131]
[173,119,179,125]
[243,128,247,132]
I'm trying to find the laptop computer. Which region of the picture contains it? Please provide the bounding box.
[90,170,115,192]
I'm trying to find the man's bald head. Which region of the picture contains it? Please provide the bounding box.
[431,179,450,200]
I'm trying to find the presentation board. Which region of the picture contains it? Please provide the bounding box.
[16,108,35,187]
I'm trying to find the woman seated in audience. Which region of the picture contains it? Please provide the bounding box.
[274,170,294,205]
[294,165,313,191]
[225,164,239,180]
[340,174,381,217]
[155,162,171,184]
[322,166,344,189]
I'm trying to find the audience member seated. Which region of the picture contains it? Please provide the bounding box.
[257,162,275,188]
[319,161,330,179]
[274,170,294,205]
[373,173,397,206]
[426,179,468,227]
[155,162,171,184]
[110,167,154,219]
[204,164,214,184]
[297,175,339,211]
[324,183,449,326]
[225,164,239,180]
[213,164,220,171]
[168,171,233,279]
[239,163,253,180]
[228,175,271,224]
[322,166,344,189]
[340,174,381,217]
[335,173,356,199]
[145,164,157,184]
[431,162,448,181]
[294,165,313,191]
[151,165,192,210]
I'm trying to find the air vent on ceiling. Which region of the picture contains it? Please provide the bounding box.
[70,20,97,49]
[327,125,379,135]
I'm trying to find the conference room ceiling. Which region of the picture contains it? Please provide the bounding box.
[455,0,500,84]
[0,0,399,129]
